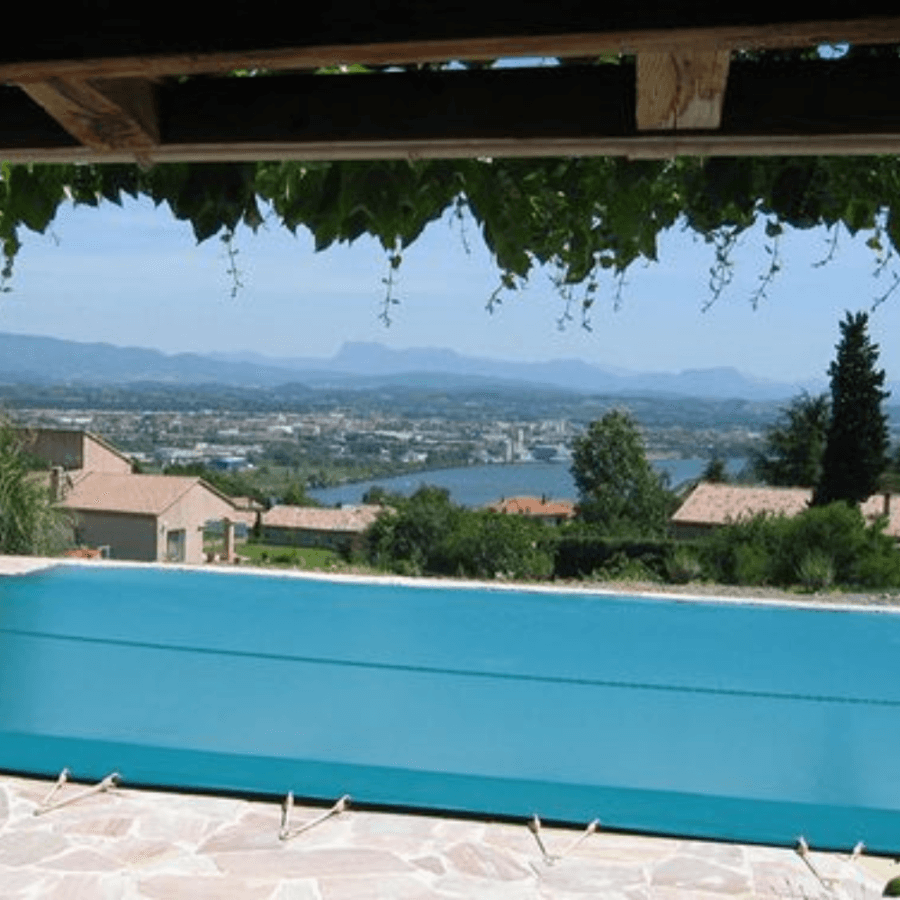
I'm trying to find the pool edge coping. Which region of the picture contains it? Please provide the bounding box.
[3,553,900,615]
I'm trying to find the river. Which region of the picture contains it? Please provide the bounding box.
[309,458,746,508]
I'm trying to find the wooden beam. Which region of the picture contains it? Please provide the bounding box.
[7,134,900,163]
[2,15,900,81]
[636,50,730,130]
[17,78,159,155]
[5,57,900,162]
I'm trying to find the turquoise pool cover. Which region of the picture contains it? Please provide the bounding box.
[1,565,899,852]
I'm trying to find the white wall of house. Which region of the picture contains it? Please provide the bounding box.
[68,483,235,564]
[82,436,133,474]
[161,485,237,564]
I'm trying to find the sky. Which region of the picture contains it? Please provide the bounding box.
[2,193,900,385]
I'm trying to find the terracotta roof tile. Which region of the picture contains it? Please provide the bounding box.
[230,496,264,511]
[673,482,900,537]
[860,492,900,537]
[60,473,235,517]
[486,496,575,518]
[262,505,384,533]
[672,483,812,526]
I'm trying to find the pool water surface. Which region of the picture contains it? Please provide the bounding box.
[1,564,899,852]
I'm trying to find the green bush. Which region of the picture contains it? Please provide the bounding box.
[795,549,835,591]
[779,502,865,584]
[666,546,704,584]
[444,511,554,580]
[0,422,72,555]
[365,485,463,574]
[699,502,900,590]
[366,487,553,579]
[592,550,661,583]
[732,542,773,585]
[700,514,784,585]
[552,528,676,580]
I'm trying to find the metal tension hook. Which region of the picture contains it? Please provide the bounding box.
[34,770,121,816]
[795,836,840,892]
[528,814,601,865]
[279,792,350,842]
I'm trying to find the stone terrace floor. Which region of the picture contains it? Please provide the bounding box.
[0,773,896,900]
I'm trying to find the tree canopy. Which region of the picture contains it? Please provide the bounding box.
[570,409,674,537]
[3,152,900,317]
[752,392,830,488]
[813,311,890,505]
[0,422,71,554]
[365,485,553,578]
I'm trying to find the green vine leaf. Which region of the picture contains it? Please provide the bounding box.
[2,154,900,313]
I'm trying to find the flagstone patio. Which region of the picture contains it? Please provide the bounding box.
[0,773,894,899]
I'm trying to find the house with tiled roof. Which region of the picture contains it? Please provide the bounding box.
[672,481,900,540]
[19,427,133,475]
[21,428,246,563]
[486,496,576,525]
[261,504,385,553]
[227,495,265,532]
[60,472,238,564]
[18,427,240,563]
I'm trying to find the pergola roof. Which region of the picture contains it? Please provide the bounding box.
[3,4,900,163]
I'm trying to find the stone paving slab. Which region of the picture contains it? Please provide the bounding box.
[0,774,890,899]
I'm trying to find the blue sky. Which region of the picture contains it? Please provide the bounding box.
[2,193,899,385]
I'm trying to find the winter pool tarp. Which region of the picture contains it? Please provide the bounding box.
[1,564,899,851]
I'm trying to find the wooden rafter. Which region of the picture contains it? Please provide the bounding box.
[19,78,159,156]
[3,15,900,82]
[636,50,731,131]
[3,7,900,163]
[3,56,900,163]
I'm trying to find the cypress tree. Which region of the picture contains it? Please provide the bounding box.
[753,391,829,487]
[813,311,890,506]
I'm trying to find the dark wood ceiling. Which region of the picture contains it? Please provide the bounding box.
[3,4,900,163]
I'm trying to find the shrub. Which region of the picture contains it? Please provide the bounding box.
[593,551,661,583]
[700,514,788,585]
[0,423,72,555]
[731,542,772,585]
[444,511,554,580]
[366,489,553,579]
[698,502,900,590]
[666,546,704,584]
[795,549,835,591]
[779,502,866,585]
[552,527,675,580]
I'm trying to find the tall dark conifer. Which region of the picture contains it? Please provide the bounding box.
[813,311,890,506]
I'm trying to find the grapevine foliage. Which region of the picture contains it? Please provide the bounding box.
[2,154,900,308]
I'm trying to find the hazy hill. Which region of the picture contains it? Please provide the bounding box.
[0,332,837,401]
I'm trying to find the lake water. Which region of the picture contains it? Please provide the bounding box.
[2,563,898,850]
[310,458,745,507]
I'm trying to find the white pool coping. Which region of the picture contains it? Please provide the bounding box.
[3,553,900,614]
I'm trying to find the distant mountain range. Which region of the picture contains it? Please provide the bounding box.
[0,332,845,401]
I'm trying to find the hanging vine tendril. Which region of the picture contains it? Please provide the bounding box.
[3,155,900,323]
[221,230,244,299]
[749,228,782,310]
[703,227,740,311]
[379,249,403,325]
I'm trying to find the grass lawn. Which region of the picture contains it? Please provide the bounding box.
[237,541,361,572]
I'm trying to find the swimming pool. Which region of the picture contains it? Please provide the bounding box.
[2,563,899,851]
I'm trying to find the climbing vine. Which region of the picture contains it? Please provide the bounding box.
[3,153,900,316]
